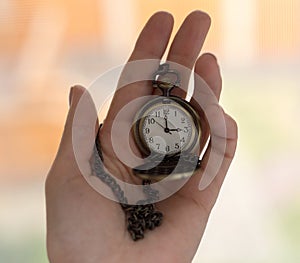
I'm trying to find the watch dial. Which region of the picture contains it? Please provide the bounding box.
[141,102,195,155]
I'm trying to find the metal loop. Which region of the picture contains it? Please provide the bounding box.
[152,63,181,96]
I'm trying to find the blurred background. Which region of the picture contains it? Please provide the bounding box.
[0,0,299,262]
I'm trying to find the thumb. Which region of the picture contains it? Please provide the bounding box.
[57,85,99,160]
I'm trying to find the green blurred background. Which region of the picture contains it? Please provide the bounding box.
[0,0,299,262]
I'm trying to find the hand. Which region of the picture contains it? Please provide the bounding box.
[169,128,182,132]
[163,115,172,134]
[46,11,238,263]
[164,115,169,129]
[155,119,168,131]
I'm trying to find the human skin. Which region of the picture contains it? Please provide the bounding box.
[45,11,238,263]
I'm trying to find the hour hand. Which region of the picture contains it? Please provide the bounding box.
[169,128,182,132]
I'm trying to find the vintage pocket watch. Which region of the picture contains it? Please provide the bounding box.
[133,63,202,180]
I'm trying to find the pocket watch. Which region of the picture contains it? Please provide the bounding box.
[133,63,202,180]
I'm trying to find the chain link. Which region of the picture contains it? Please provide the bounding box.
[88,63,202,241]
[90,125,163,241]
[132,152,201,179]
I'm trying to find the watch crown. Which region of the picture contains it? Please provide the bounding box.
[152,63,181,97]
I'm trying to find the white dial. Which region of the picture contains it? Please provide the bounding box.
[141,102,195,155]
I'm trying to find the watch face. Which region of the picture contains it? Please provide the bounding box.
[134,97,200,156]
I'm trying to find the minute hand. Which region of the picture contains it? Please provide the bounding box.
[164,115,169,129]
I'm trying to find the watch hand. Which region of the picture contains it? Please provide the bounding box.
[169,128,182,132]
[164,115,169,129]
[155,120,165,130]
[155,117,172,134]
[163,115,173,134]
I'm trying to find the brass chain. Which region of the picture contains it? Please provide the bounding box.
[89,64,201,241]
[133,152,201,178]
[90,124,163,241]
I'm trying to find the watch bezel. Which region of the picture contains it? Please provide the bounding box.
[133,96,201,157]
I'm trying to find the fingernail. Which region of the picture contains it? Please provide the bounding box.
[69,86,74,106]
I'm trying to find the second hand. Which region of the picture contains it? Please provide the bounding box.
[154,119,172,134]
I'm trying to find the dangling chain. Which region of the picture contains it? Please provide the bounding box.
[90,124,163,241]
[90,64,201,240]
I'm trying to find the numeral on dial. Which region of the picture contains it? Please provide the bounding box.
[141,103,194,155]
[148,118,155,125]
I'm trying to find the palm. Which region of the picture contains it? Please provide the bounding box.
[46,158,209,262]
[46,11,237,263]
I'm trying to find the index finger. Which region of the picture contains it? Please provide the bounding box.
[103,12,174,130]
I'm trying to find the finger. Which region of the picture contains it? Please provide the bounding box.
[154,10,211,98]
[183,111,238,209]
[194,53,222,100]
[190,53,222,150]
[58,85,99,159]
[104,12,174,130]
[198,112,237,194]
[129,12,174,61]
